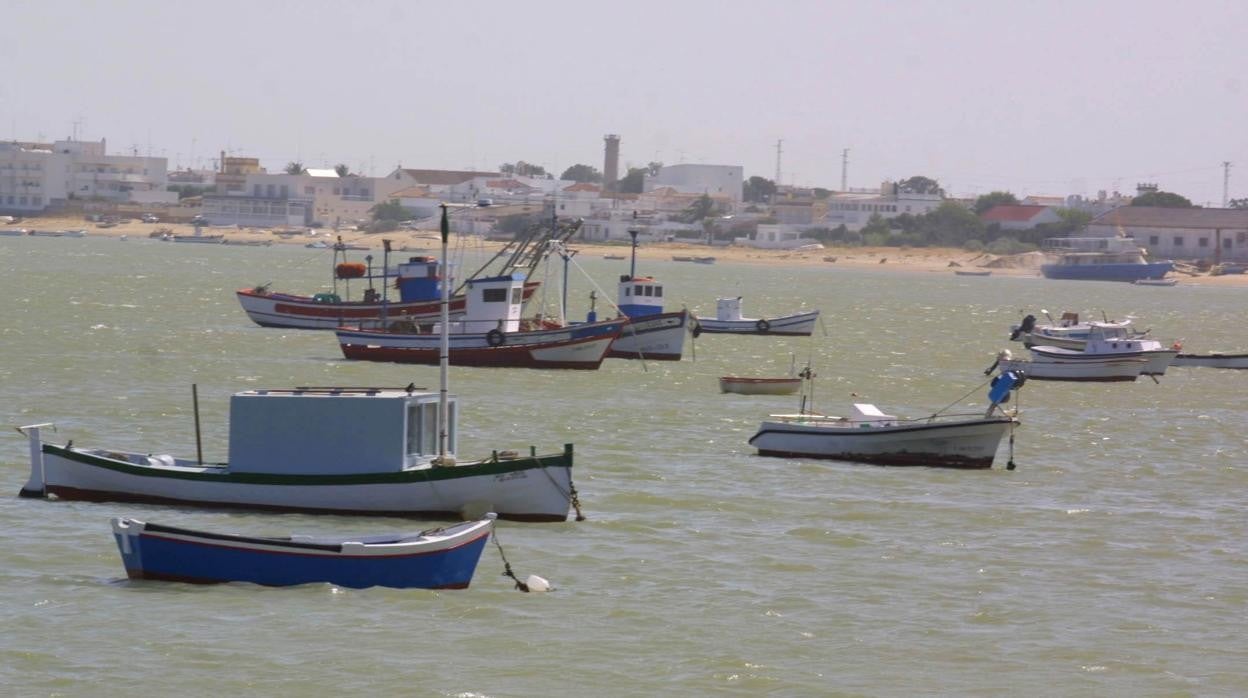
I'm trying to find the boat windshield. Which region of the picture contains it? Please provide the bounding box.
[406,400,456,459]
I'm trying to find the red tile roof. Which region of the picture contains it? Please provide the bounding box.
[562,182,601,192]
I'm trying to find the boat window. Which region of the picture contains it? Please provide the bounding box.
[634,285,643,295]
[654,286,663,297]
[406,404,422,455]
[421,403,438,454]
[482,288,507,303]
[407,401,454,456]
[643,286,653,296]
[511,287,523,304]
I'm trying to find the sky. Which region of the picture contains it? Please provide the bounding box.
[3,0,1246,206]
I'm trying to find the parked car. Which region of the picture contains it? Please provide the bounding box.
[141,214,160,223]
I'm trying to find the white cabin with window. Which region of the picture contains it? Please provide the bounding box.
[618,275,665,318]
[227,387,457,474]
[452,273,525,333]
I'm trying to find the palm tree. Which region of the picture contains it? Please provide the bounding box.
[334,164,349,177]
[285,162,306,175]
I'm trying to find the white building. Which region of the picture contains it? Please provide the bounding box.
[202,169,407,227]
[644,164,743,208]
[737,224,822,249]
[822,183,943,231]
[1086,206,1248,262]
[0,138,175,212]
[579,209,701,243]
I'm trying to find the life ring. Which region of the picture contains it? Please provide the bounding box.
[756,318,771,333]
[486,329,505,347]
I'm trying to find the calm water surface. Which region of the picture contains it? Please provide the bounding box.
[1,237,1245,696]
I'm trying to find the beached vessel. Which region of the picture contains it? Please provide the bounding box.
[692,297,819,336]
[1040,236,1173,282]
[111,515,494,589]
[748,371,1024,469]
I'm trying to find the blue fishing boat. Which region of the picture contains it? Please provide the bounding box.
[111,516,494,589]
[1040,237,1173,282]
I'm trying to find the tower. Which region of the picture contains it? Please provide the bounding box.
[603,134,620,191]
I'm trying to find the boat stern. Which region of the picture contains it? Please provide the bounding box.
[17,423,55,498]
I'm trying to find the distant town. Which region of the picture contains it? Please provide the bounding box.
[2,134,1245,263]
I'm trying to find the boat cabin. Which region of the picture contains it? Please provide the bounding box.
[714,296,744,321]
[228,387,457,474]
[395,256,455,303]
[618,275,665,318]
[454,273,525,333]
[851,404,897,427]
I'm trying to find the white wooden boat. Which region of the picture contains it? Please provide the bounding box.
[1028,323,1177,376]
[748,371,1024,469]
[112,516,494,589]
[1171,352,1248,369]
[336,273,626,369]
[992,349,1146,382]
[1009,311,1143,349]
[953,270,992,277]
[604,232,689,361]
[693,297,819,336]
[719,376,802,395]
[1133,278,1177,286]
[20,210,580,522]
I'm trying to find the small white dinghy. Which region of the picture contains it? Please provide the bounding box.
[748,369,1025,469]
[692,297,819,336]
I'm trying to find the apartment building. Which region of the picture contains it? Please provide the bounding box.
[0,138,175,212]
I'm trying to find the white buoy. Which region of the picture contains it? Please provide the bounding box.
[525,575,552,592]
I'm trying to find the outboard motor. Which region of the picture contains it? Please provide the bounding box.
[1009,314,1036,342]
[986,369,1026,415]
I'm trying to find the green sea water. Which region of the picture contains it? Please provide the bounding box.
[1,236,1245,696]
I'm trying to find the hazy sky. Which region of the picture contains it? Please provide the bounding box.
[4,0,1245,205]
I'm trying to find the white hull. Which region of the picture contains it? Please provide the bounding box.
[1000,357,1144,382]
[694,310,820,336]
[749,416,1014,468]
[1030,346,1177,376]
[1172,353,1248,369]
[31,445,573,521]
[719,377,802,395]
[608,311,688,360]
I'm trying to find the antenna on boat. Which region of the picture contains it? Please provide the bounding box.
[437,205,451,462]
[192,384,203,465]
[628,228,639,280]
[380,239,392,326]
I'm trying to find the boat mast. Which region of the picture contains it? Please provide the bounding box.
[380,239,392,325]
[438,205,450,459]
[628,228,638,280]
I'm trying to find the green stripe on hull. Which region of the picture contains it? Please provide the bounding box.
[44,444,573,486]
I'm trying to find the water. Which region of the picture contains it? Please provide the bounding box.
[1,236,1245,695]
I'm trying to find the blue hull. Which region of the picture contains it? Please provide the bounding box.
[115,522,490,589]
[1040,262,1173,282]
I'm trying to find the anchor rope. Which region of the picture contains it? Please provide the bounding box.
[490,526,530,592]
[532,452,585,521]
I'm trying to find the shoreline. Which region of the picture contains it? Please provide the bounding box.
[8,215,1245,287]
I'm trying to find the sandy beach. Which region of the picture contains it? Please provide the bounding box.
[12,215,1246,287]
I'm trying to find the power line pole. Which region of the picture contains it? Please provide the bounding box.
[1223,161,1232,208]
[841,148,850,191]
[774,139,783,185]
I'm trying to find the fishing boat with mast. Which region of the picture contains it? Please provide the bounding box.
[235,215,577,330]
[604,230,690,361]
[19,207,580,522]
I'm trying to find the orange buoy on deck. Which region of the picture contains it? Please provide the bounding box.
[336,262,367,279]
